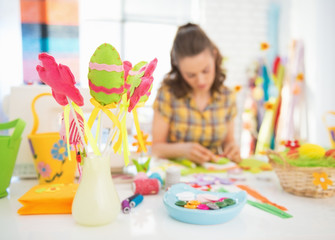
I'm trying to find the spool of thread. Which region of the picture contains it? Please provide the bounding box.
[121,199,131,214]
[149,172,163,186]
[127,193,140,202]
[133,178,160,195]
[165,167,181,190]
[130,194,144,208]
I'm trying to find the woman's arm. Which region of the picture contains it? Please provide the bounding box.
[221,120,241,163]
[151,110,216,164]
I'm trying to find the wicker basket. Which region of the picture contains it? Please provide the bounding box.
[267,150,335,198]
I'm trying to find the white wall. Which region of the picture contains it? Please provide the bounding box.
[289,0,335,147]
[0,0,23,122]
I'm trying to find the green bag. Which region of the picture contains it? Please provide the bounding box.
[0,118,26,198]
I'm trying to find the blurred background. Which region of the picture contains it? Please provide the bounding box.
[1,0,335,168]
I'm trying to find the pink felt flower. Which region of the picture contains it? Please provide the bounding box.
[128,58,158,112]
[36,53,84,106]
[37,161,52,178]
[123,61,132,90]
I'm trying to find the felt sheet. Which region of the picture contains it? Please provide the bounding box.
[18,183,78,215]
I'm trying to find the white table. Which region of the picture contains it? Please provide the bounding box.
[1,171,335,240]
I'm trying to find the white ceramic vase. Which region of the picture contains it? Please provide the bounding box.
[72,153,120,226]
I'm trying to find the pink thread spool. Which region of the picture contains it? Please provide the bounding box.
[133,178,160,195]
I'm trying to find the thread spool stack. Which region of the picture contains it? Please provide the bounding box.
[165,167,181,190]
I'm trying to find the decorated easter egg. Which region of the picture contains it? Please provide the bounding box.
[88,43,125,106]
[325,149,335,158]
[298,143,326,159]
[126,61,147,99]
[139,83,153,104]
[128,58,157,111]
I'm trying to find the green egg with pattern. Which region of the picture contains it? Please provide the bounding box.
[88,43,125,106]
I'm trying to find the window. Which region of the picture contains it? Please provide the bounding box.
[79,0,200,106]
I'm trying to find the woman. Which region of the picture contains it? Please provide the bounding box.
[152,23,241,164]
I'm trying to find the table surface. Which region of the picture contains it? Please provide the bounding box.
[1,170,335,240]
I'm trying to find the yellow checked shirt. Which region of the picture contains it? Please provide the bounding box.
[153,85,237,154]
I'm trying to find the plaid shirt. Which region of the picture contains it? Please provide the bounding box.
[153,85,237,154]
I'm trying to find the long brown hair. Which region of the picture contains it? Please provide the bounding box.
[162,23,226,98]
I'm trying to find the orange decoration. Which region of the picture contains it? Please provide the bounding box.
[264,102,274,110]
[296,73,304,81]
[292,82,301,95]
[313,172,333,190]
[260,42,270,51]
[132,132,152,153]
[234,85,242,93]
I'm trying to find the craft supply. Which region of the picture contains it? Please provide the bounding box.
[215,201,228,208]
[197,193,220,202]
[33,44,158,227]
[236,184,287,211]
[127,193,140,202]
[121,199,131,214]
[133,178,160,195]
[88,43,125,106]
[197,204,210,210]
[129,194,143,208]
[149,172,163,186]
[176,191,195,201]
[165,166,181,190]
[17,184,78,215]
[206,202,220,210]
[127,59,158,112]
[173,158,196,168]
[174,197,235,210]
[164,183,247,225]
[219,186,292,219]
[247,200,292,219]
[36,53,84,106]
[202,161,238,171]
[60,111,84,146]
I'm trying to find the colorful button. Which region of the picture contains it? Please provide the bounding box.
[197,204,210,210]
[197,193,220,203]
[184,204,197,209]
[224,198,236,206]
[215,201,228,208]
[206,202,220,210]
[175,200,187,206]
[176,191,195,201]
[188,200,201,206]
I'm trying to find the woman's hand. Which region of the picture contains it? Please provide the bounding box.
[222,143,241,163]
[182,142,217,165]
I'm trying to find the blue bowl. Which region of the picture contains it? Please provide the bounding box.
[163,183,247,225]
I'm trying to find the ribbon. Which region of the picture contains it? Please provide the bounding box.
[63,106,71,161]
[88,98,122,153]
[65,103,101,157]
[132,107,147,152]
[119,94,130,165]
